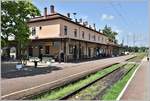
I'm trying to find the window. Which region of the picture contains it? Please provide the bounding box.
[74,29,77,37]
[103,37,105,43]
[32,27,36,36]
[28,47,33,56]
[53,42,60,48]
[82,31,84,39]
[93,35,96,41]
[69,45,73,54]
[81,46,84,54]
[45,46,49,54]
[64,26,67,35]
[98,36,100,41]
[102,37,104,43]
[105,38,107,43]
[89,33,90,40]
[39,26,42,30]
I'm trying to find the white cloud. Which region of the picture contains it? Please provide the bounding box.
[101,14,114,20]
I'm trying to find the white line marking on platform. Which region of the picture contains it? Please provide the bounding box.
[1,64,111,99]
[116,58,145,101]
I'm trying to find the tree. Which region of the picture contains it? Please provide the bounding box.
[1,1,40,59]
[102,25,118,43]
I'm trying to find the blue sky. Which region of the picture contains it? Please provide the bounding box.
[32,0,149,47]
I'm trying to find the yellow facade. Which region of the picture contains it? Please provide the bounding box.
[27,11,119,62]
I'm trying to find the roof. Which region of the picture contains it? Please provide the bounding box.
[27,13,107,37]
[30,37,121,47]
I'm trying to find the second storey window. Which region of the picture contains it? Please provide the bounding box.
[64,26,67,35]
[93,35,96,41]
[102,37,104,43]
[105,38,108,43]
[89,33,90,40]
[98,36,100,41]
[74,29,77,37]
[32,27,36,36]
[82,31,84,39]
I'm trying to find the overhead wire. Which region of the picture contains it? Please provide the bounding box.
[109,1,137,46]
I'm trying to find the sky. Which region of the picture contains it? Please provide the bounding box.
[32,0,149,47]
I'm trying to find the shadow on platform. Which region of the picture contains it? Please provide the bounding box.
[1,64,62,79]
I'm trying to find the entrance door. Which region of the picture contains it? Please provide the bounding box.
[88,47,91,58]
[39,46,43,56]
[73,45,77,60]
[29,47,33,57]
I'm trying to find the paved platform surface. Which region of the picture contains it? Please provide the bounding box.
[121,57,150,100]
[1,55,133,100]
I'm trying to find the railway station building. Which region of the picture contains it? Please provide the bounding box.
[27,5,121,62]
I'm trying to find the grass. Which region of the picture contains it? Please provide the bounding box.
[102,63,138,100]
[68,63,135,100]
[127,52,146,62]
[34,63,125,100]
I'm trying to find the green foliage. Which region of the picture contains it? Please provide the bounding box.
[127,53,146,62]
[1,0,40,57]
[102,25,118,43]
[123,46,149,52]
[34,63,124,100]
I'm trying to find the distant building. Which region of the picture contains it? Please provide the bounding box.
[27,5,121,62]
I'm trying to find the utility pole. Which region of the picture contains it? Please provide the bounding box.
[133,33,137,53]
[122,37,124,46]
[126,33,129,46]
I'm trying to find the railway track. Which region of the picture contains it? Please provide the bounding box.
[33,63,136,100]
[61,64,136,100]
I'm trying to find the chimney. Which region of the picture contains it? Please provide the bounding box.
[31,13,35,18]
[93,23,96,30]
[67,13,70,18]
[83,22,86,26]
[79,18,82,23]
[44,7,47,17]
[85,21,88,26]
[75,19,78,23]
[99,29,101,32]
[89,25,92,28]
[50,5,55,14]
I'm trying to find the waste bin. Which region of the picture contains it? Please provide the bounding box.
[16,63,23,70]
